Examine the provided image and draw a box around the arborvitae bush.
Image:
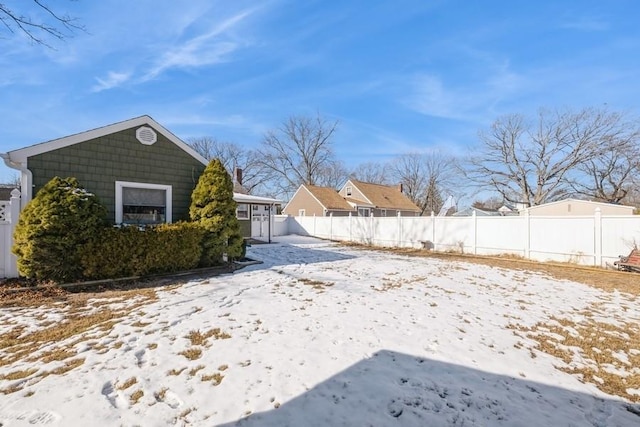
[189,159,243,265]
[13,176,108,282]
[80,223,205,279]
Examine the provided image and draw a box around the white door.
[251,214,262,237]
[251,205,270,238]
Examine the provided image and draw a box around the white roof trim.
[7,115,208,165]
[234,193,281,204]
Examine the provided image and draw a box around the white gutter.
[1,153,32,209]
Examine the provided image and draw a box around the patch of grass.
[185,330,208,346]
[32,348,77,364]
[218,364,229,371]
[201,372,224,386]
[0,368,38,380]
[117,377,138,390]
[189,365,205,377]
[0,383,24,395]
[147,343,158,350]
[208,328,231,340]
[130,320,151,328]
[514,312,640,402]
[168,367,186,376]
[179,347,203,360]
[299,278,335,290]
[154,387,168,401]
[185,328,231,347]
[130,389,144,404]
[47,358,85,376]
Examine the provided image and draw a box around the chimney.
[398,183,403,193]
[234,167,243,186]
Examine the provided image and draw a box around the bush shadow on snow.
[243,241,356,269]
[220,349,639,427]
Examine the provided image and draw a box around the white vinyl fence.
[0,190,21,278]
[275,210,640,268]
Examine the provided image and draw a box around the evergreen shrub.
[189,159,243,265]
[80,222,205,279]
[12,177,108,282]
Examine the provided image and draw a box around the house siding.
[283,188,325,216]
[27,126,205,223]
[238,219,251,237]
[339,180,368,202]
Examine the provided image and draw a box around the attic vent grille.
[136,126,157,145]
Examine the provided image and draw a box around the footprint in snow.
[101,381,127,409]
[135,350,146,368]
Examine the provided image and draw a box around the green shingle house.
[2,115,280,240]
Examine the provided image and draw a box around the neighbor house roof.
[6,115,208,165]
[305,184,353,211]
[349,179,421,212]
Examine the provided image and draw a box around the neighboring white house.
[522,199,635,216]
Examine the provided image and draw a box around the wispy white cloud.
[142,8,256,81]
[91,71,132,92]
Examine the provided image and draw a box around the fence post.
[7,189,21,277]
[397,211,402,247]
[524,209,530,259]
[370,212,374,245]
[594,208,602,267]
[329,212,333,241]
[348,212,352,242]
[472,210,477,255]
[431,211,436,251]
[313,213,316,237]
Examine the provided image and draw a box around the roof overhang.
[234,193,282,205]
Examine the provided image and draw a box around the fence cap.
[10,188,20,198]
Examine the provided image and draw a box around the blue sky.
[1,0,640,184]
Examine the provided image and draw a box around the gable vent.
[136,126,157,145]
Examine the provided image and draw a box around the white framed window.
[358,207,370,217]
[237,203,249,219]
[346,186,352,196]
[298,209,306,217]
[115,181,172,225]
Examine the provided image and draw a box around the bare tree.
[350,161,390,184]
[466,107,625,206]
[471,196,503,211]
[568,112,640,203]
[0,1,85,47]
[315,161,350,190]
[187,137,267,194]
[389,152,457,215]
[257,113,340,198]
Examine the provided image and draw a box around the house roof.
[527,198,635,212]
[6,115,208,165]
[453,207,500,217]
[305,184,353,211]
[348,179,421,212]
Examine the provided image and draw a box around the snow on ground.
[1,235,640,426]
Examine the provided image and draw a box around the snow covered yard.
[1,235,639,426]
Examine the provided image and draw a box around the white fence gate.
[279,210,640,268]
[0,190,21,278]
